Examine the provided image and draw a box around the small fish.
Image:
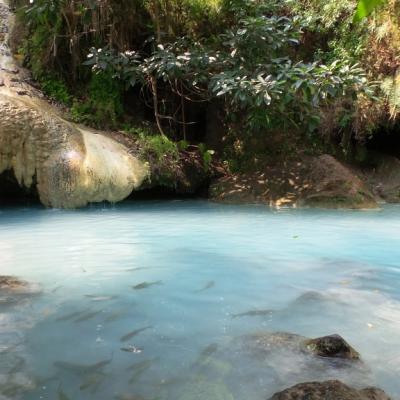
[114,394,149,400]
[132,281,162,290]
[84,295,118,302]
[200,343,218,358]
[125,267,150,272]
[192,344,219,368]
[8,356,25,375]
[52,285,63,293]
[74,310,102,323]
[57,385,71,400]
[127,358,156,372]
[120,326,152,342]
[127,359,156,384]
[56,310,89,322]
[195,281,215,293]
[120,345,143,354]
[105,311,126,323]
[1,382,27,397]
[231,309,273,318]
[54,356,113,375]
[79,372,106,392]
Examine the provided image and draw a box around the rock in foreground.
[304,334,360,360]
[268,380,391,400]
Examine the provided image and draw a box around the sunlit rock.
[209,155,378,209]
[267,380,391,400]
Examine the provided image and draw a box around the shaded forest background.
[11,0,400,172]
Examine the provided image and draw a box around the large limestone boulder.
[0,92,149,208]
[303,155,377,209]
[268,380,391,400]
[0,0,149,208]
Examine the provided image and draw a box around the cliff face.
[0,0,149,208]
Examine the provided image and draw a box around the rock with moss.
[304,334,360,360]
[302,155,378,209]
[268,380,391,400]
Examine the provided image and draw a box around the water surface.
[1,201,400,399]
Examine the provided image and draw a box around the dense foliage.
[15,0,399,169]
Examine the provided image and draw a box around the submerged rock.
[220,331,371,395]
[0,275,40,295]
[0,276,41,308]
[236,332,361,362]
[267,380,391,400]
[304,334,360,360]
[0,276,27,291]
[177,380,234,400]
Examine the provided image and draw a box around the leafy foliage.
[40,75,72,105]
[19,0,394,168]
[354,0,386,22]
[70,72,123,128]
[85,8,372,136]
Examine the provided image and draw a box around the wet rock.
[0,276,40,299]
[231,332,362,364]
[304,334,360,360]
[0,276,28,291]
[267,380,391,400]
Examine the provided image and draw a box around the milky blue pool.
[1,201,400,399]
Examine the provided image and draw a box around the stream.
[0,201,400,399]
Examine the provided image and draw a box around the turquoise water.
[1,201,400,399]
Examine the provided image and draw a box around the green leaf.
[353,0,385,22]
